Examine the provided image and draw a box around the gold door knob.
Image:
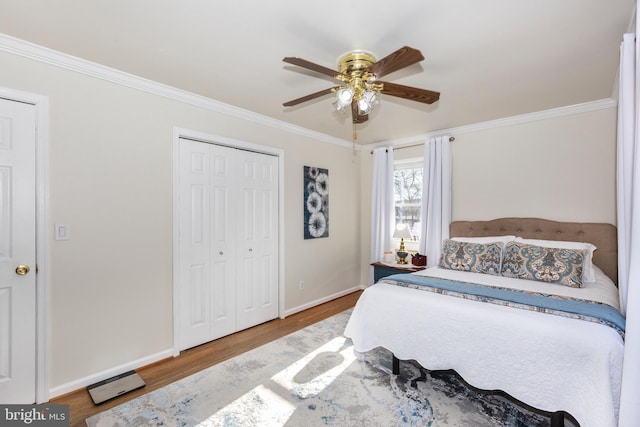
[16,265,30,276]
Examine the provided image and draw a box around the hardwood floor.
[50,290,362,426]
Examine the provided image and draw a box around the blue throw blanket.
[383,273,626,338]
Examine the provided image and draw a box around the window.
[394,159,423,241]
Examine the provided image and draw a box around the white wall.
[359,106,617,284]
[0,49,362,394]
[452,108,617,223]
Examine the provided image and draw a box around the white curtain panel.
[617,32,636,315]
[370,147,394,284]
[617,32,640,427]
[419,136,452,267]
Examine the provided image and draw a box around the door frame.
[0,87,49,403]
[172,127,285,356]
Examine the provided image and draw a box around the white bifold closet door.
[178,138,278,351]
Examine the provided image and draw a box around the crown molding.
[0,32,617,152]
[0,32,352,148]
[365,98,618,151]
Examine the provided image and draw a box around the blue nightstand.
[371,262,425,282]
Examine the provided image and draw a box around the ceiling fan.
[283,46,440,126]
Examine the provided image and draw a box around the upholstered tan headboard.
[450,217,618,284]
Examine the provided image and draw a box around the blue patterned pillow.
[501,242,585,288]
[439,240,503,275]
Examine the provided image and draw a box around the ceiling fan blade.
[283,87,339,107]
[283,57,343,79]
[368,46,425,79]
[379,81,440,104]
[351,101,368,124]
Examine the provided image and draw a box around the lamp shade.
[393,223,412,240]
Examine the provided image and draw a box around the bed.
[344,218,624,427]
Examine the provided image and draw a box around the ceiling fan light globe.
[358,98,372,114]
[364,90,379,104]
[358,90,378,113]
[336,87,354,104]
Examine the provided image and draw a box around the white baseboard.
[49,348,174,399]
[283,285,365,318]
[50,286,365,399]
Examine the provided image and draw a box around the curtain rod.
[370,136,455,154]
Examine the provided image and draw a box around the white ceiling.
[0,0,635,145]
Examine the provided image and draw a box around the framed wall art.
[303,166,329,239]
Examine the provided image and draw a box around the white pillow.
[513,237,597,283]
[452,235,516,249]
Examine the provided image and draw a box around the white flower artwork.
[304,166,329,239]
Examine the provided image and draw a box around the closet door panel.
[237,186,257,315]
[209,145,237,340]
[236,151,279,330]
[259,253,276,306]
[178,140,212,350]
[188,264,207,326]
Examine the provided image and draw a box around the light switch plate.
[55,223,70,240]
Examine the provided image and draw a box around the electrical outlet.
[299,281,304,290]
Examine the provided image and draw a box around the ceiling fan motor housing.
[337,51,376,75]
[337,51,382,103]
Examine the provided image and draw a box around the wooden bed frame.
[391,217,619,427]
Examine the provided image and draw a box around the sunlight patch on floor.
[198,336,356,425]
[272,336,356,399]
[198,384,295,426]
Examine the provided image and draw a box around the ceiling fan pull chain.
[352,122,358,149]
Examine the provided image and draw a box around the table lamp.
[393,223,413,264]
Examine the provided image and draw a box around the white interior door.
[236,150,279,330]
[0,98,37,403]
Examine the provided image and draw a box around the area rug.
[86,309,555,426]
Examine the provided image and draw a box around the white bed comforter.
[343,267,624,427]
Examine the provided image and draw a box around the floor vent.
[87,370,146,405]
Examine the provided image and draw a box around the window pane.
[394,166,423,240]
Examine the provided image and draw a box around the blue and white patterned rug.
[86,309,556,426]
